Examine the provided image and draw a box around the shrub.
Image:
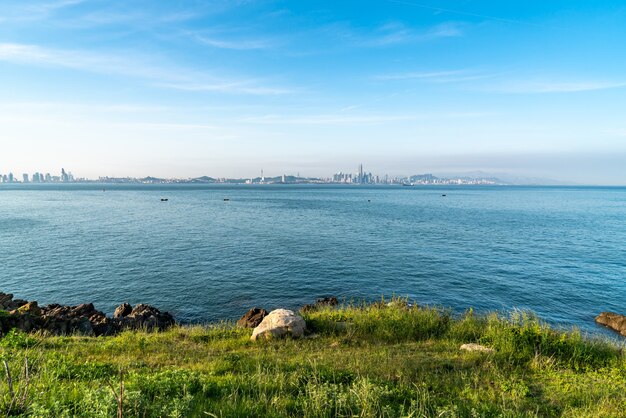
[0,329,38,349]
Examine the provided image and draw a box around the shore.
[2,295,626,417]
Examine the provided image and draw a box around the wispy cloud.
[157,82,292,95]
[239,111,489,125]
[196,35,277,50]
[0,0,84,22]
[374,70,490,83]
[0,43,290,95]
[386,0,552,29]
[490,80,626,94]
[360,22,463,47]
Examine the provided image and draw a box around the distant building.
[22,174,29,183]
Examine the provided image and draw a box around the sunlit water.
[1,184,625,336]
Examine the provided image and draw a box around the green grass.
[1,299,625,417]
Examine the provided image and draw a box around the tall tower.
[261,169,265,183]
[358,163,364,184]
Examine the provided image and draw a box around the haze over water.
[1,184,625,335]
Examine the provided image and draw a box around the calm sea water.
[1,184,625,335]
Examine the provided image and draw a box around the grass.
[1,298,625,417]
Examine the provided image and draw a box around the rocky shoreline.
[2,291,625,339]
[0,292,174,337]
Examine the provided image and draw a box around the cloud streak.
[0,43,290,95]
[489,80,626,94]
[196,35,277,50]
[374,70,491,83]
[239,111,490,125]
[354,22,463,47]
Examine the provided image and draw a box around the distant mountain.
[435,171,572,185]
[189,176,216,183]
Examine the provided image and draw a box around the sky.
[0,0,625,184]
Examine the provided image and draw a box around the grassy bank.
[1,299,625,417]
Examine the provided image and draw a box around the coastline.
[2,294,625,416]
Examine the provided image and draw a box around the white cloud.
[373,70,488,82]
[490,80,626,94]
[0,43,290,95]
[239,111,489,125]
[196,36,277,50]
[363,22,463,47]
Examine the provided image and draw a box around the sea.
[1,184,624,336]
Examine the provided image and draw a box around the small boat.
[402,183,414,187]
[441,194,447,197]
[161,198,168,202]
[223,198,230,201]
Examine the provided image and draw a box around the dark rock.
[12,301,42,317]
[114,303,132,318]
[596,312,626,337]
[117,304,175,331]
[237,308,269,328]
[316,297,339,307]
[301,296,339,313]
[1,290,176,337]
[0,293,28,311]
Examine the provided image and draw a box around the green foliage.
[304,297,451,343]
[1,301,625,417]
[0,329,38,349]
[480,311,622,370]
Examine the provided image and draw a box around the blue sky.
[1,0,625,183]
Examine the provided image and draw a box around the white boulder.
[251,309,306,341]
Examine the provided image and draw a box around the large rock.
[0,293,28,311]
[117,304,175,331]
[251,309,306,341]
[114,303,132,318]
[596,312,626,337]
[41,303,108,336]
[237,308,268,328]
[14,301,42,317]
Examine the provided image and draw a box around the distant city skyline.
[1,1,626,184]
[0,163,570,185]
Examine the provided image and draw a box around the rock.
[15,301,42,317]
[1,291,174,336]
[117,304,175,331]
[251,309,306,341]
[0,292,13,308]
[114,303,132,318]
[237,308,268,328]
[460,343,495,353]
[595,312,626,337]
[301,296,339,312]
[0,293,28,311]
[75,317,95,336]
